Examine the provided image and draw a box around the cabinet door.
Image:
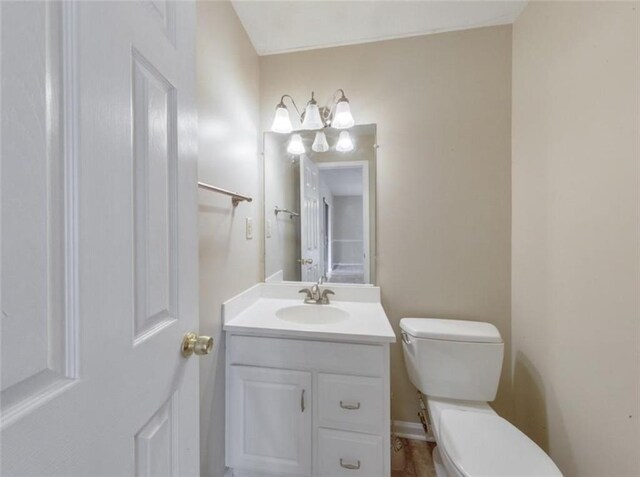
[228,365,312,476]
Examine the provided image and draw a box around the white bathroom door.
[1,2,200,476]
[299,156,321,282]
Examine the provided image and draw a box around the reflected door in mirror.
[300,156,321,281]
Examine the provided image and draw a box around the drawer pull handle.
[301,389,305,412]
[340,459,361,470]
[340,401,361,410]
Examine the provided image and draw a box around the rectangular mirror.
[264,124,377,284]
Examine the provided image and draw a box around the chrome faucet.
[299,278,335,304]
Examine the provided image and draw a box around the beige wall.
[260,26,513,422]
[512,2,639,476]
[197,2,261,477]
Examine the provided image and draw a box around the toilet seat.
[438,410,562,477]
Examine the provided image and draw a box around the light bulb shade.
[331,99,355,129]
[312,131,329,152]
[335,130,354,153]
[271,105,293,133]
[287,134,305,155]
[301,102,324,130]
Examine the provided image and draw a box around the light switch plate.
[245,217,253,240]
[266,219,272,238]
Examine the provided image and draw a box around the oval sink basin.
[276,305,349,324]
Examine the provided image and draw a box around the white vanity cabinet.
[228,366,313,476]
[225,334,391,477]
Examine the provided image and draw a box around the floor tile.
[391,437,437,477]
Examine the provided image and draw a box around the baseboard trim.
[392,420,435,442]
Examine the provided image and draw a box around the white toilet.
[400,318,563,477]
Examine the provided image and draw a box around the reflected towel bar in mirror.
[198,182,252,206]
[274,206,299,219]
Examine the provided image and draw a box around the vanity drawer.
[317,428,383,477]
[227,335,385,376]
[318,373,383,434]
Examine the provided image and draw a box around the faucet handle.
[299,288,312,297]
[320,289,335,304]
[298,288,315,303]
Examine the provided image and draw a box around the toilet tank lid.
[399,318,503,343]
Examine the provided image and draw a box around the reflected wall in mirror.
[264,125,377,285]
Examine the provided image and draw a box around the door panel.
[134,393,179,477]
[228,365,312,476]
[1,2,199,475]
[1,0,78,432]
[132,48,179,342]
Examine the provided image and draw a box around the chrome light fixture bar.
[270,89,355,133]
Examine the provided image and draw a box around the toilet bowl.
[400,318,562,477]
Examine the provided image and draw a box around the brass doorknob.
[181,332,213,357]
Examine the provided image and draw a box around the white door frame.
[316,160,370,284]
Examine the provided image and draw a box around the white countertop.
[222,283,396,344]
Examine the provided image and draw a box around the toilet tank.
[400,318,504,402]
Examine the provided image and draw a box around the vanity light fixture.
[335,130,354,152]
[287,133,305,155]
[312,131,330,153]
[270,89,355,132]
[301,93,324,130]
[329,91,355,129]
[271,103,293,133]
[271,94,300,134]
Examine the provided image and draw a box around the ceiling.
[231,1,528,56]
